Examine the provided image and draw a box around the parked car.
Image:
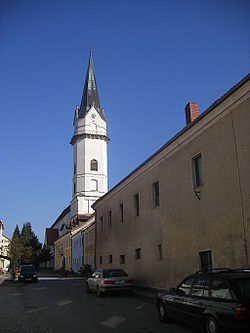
[157,269,250,333]
[86,268,134,296]
[18,264,38,283]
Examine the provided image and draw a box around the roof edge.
[93,73,250,208]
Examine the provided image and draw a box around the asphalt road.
[0,276,197,333]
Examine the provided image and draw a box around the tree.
[20,223,42,268]
[39,244,51,263]
[9,225,24,268]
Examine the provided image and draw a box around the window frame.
[90,159,98,171]
[192,153,204,189]
[135,248,141,260]
[119,203,124,223]
[134,193,140,217]
[152,180,160,207]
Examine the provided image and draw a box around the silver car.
[86,268,134,297]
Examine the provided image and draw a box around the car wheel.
[86,282,91,293]
[158,301,170,323]
[97,285,102,297]
[204,315,218,333]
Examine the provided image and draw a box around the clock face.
[91,113,96,119]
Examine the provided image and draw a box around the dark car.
[157,269,250,333]
[86,268,134,296]
[18,264,38,283]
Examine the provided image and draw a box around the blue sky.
[0,0,249,242]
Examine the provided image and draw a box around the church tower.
[70,51,109,222]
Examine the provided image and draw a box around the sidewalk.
[0,273,12,286]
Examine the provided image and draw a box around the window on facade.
[135,248,141,260]
[120,255,125,265]
[74,163,76,175]
[91,179,98,191]
[100,216,104,232]
[192,153,204,188]
[158,244,162,260]
[90,159,98,171]
[119,203,124,223]
[152,180,160,207]
[134,193,140,217]
[73,182,76,194]
[100,256,103,265]
[199,250,212,272]
[108,254,112,264]
[108,210,112,229]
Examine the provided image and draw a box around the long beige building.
[93,74,250,289]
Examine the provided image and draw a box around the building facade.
[0,221,10,272]
[54,232,71,271]
[82,216,95,270]
[71,215,95,272]
[93,75,250,289]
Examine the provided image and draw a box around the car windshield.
[235,278,250,300]
[21,266,35,273]
[103,269,128,278]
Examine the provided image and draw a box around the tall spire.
[79,51,105,120]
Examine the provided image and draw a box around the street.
[0,274,197,333]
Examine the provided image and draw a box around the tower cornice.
[70,133,110,145]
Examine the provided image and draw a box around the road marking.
[12,292,23,296]
[32,287,47,291]
[136,303,146,310]
[56,299,73,306]
[101,316,126,328]
[26,305,50,314]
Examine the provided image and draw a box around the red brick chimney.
[185,101,199,126]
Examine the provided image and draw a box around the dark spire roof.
[79,51,105,120]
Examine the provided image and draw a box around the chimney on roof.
[185,101,199,126]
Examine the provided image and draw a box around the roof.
[45,228,59,245]
[71,216,95,237]
[93,73,250,209]
[50,205,70,229]
[79,51,106,121]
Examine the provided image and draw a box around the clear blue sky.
[1,0,249,242]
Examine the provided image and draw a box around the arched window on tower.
[91,179,98,191]
[90,159,98,171]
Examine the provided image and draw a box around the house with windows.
[82,216,95,270]
[93,74,250,289]
[54,231,71,271]
[0,220,10,272]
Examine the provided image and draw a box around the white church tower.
[70,51,109,222]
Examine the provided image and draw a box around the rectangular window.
[199,250,212,271]
[108,210,112,229]
[74,163,76,175]
[135,248,141,260]
[119,203,124,223]
[192,153,204,188]
[120,255,125,265]
[134,193,140,216]
[158,244,162,260]
[108,254,112,264]
[100,216,104,232]
[100,256,103,265]
[152,180,160,207]
[73,182,76,194]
